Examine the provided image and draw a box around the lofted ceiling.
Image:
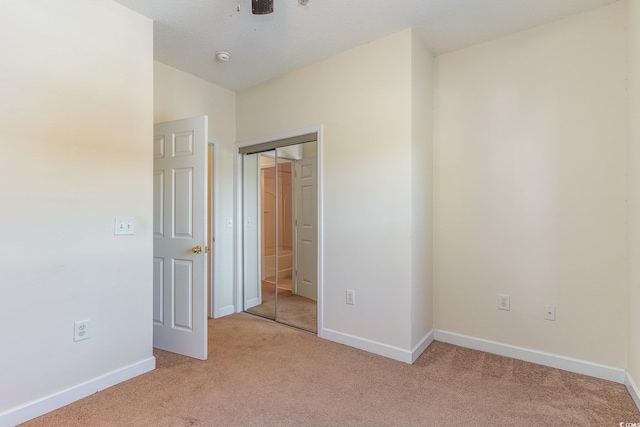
[112,0,618,92]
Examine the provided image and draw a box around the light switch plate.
[114,217,135,235]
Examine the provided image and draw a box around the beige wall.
[238,29,432,351]
[628,0,640,386]
[435,2,627,367]
[154,62,237,316]
[411,32,435,346]
[0,0,153,415]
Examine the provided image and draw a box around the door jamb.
[208,138,220,319]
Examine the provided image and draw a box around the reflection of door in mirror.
[293,144,317,302]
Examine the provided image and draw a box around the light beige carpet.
[21,314,640,426]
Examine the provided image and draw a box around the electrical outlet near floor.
[74,320,90,342]
[346,290,355,305]
[544,305,556,321]
[498,294,510,311]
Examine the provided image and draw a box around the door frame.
[208,138,220,318]
[234,125,324,336]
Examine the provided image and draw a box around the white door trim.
[208,138,224,319]
[235,125,324,335]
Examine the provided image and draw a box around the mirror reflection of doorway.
[242,138,317,333]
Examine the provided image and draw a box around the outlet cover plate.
[544,305,556,321]
[346,290,355,305]
[74,320,90,342]
[498,294,510,311]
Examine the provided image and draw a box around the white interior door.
[153,116,208,360]
[294,153,317,301]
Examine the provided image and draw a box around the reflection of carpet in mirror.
[246,280,317,333]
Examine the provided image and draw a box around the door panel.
[153,258,164,325]
[173,259,193,330]
[153,116,208,360]
[173,168,194,238]
[153,171,164,237]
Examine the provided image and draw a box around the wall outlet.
[498,294,510,311]
[346,290,355,305]
[544,304,556,321]
[74,320,90,342]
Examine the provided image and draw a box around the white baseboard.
[435,330,625,383]
[215,304,236,318]
[0,357,156,427]
[321,328,434,364]
[626,371,640,411]
[411,329,435,363]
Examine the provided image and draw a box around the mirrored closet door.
[242,138,317,333]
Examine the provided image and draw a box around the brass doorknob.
[192,245,202,254]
